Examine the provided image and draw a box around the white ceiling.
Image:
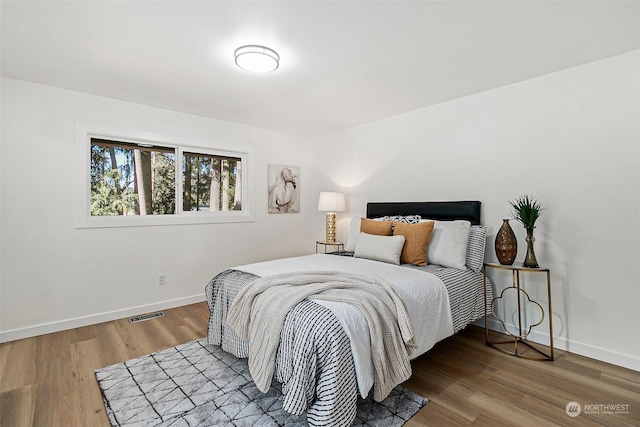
[2,1,639,137]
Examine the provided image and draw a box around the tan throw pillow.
[360,218,393,236]
[393,221,435,266]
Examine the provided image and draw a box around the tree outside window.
[90,139,241,216]
[183,152,242,212]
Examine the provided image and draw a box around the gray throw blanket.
[226,271,416,402]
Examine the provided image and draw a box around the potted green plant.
[509,194,544,267]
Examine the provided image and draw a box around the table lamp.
[317,192,345,244]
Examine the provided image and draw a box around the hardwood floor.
[405,329,639,426]
[1,302,638,426]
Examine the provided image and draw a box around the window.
[76,123,253,227]
[182,152,242,213]
[91,139,176,216]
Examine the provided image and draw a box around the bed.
[206,201,492,426]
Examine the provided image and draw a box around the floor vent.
[129,312,165,323]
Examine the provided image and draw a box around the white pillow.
[345,217,362,251]
[345,217,387,251]
[353,233,406,265]
[423,220,471,270]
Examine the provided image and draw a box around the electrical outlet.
[158,274,166,286]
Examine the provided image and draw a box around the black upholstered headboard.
[366,201,482,225]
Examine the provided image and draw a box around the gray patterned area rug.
[95,339,428,427]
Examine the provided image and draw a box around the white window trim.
[74,122,254,228]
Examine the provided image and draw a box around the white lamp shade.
[318,192,345,212]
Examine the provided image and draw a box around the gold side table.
[483,262,554,361]
[316,241,344,254]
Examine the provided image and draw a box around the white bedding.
[234,253,454,397]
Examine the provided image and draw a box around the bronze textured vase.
[495,219,517,265]
[523,227,539,268]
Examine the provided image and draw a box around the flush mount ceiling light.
[234,45,280,73]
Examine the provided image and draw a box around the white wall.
[0,78,314,341]
[312,50,640,371]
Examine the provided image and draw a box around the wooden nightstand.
[316,241,344,254]
[483,262,554,361]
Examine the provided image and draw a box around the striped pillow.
[466,225,487,273]
[382,215,422,233]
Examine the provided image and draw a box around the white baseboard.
[0,294,206,343]
[3,302,638,373]
[482,318,639,372]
